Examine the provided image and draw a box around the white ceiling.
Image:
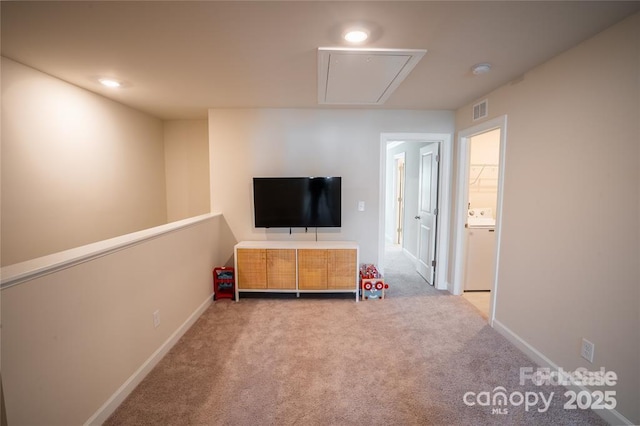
[2,1,638,120]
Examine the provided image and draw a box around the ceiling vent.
[473,99,488,121]
[318,47,426,105]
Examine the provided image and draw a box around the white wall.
[164,120,211,222]
[209,108,454,265]
[1,57,168,266]
[456,13,639,424]
[1,214,237,425]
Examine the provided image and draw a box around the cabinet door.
[328,249,357,289]
[267,249,296,289]
[237,249,267,289]
[298,249,327,289]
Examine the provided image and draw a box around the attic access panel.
[318,47,427,105]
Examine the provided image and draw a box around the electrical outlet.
[153,310,160,328]
[581,338,594,363]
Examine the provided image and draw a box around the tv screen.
[253,177,341,228]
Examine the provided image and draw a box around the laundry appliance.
[464,208,496,291]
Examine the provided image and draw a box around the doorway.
[393,153,406,246]
[452,116,507,324]
[379,133,452,291]
[462,128,500,318]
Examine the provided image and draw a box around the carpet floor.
[104,247,606,425]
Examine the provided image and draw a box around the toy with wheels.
[361,278,388,300]
[359,264,388,300]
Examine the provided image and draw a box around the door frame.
[452,115,507,324]
[393,152,406,245]
[379,133,452,291]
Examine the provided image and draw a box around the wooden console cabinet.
[234,241,359,301]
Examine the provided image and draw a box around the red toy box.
[213,267,235,300]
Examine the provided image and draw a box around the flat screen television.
[253,177,341,228]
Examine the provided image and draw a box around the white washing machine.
[464,208,496,291]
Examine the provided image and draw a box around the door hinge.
[435,154,440,163]
[431,260,436,268]
[434,207,438,215]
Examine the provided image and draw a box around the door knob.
[415,215,421,219]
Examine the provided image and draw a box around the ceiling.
[2,1,638,120]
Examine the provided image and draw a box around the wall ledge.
[1,212,220,290]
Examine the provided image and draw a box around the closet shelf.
[469,163,499,188]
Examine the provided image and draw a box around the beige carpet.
[105,248,606,425]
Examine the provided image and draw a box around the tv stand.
[234,241,359,301]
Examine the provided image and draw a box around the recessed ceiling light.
[99,78,122,88]
[471,63,492,75]
[343,29,369,43]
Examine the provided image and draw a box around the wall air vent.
[473,99,488,121]
[318,47,426,105]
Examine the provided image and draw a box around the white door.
[416,144,439,284]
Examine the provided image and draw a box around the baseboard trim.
[492,319,633,426]
[84,294,213,425]
[440,281,451,292]
[402,248,417,262]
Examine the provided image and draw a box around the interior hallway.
[385,244,490,319]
